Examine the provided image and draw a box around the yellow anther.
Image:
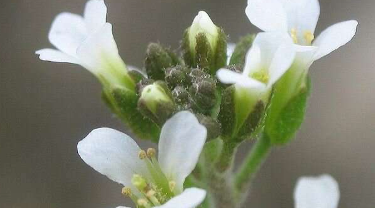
[251,70,269,84]
[138,150,147,160]
[137,198,149,206]
[291,28,298,44]
[146,190,156,197]
[121,187,132,196]
[169,181,176,191]
[147,148,156,158]
[304,30,315,45]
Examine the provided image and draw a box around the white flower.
[294,174,340,208]
[217,32,295,91]
[226,43,236,65]
[189,11,219,53]
[246,0,358,63]
[78,111,207,208]
[36,0,133,89]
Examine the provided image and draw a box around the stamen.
[169,181,176,192]
[251,70,269,84]
[138,198,152,208]
[304,31,314,45]
[138,150,147,160]
[132,174,147,191]
[146,190,161,206]
[121,187,132,197]
[147,148,156,158]
[291,28,298,44]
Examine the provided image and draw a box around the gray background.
[0,0,374,207]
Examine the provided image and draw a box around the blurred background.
[1,0,374,207]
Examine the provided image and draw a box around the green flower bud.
[229,34,255,66]
[138,81,176,125]
[172,86,191,110]
[189,77,218,113]
[144,43,179,80]
[183,11,227,74]
[165,65,191,89]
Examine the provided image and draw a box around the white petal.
[154,188,206,208]
[217,69,265,89]
[77,128,150,188]
[158,111,207,192]
[48,13,87,56]
[251,32,295,86]
[313,20,358,60]
[281,0,320,34]
[243,44,261,75]
[246,0,288,32]
[294,174,340,208]
[76,23,126,74]
[268,36,296,86]
[84,0,107,33]
[226,43,236,64]
[36,48,79,64]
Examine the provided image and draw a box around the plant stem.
[215,141,237,172]
[234,133,272,192]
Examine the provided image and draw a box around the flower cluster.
[36,0,357,207]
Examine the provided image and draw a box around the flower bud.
[172,86,191,110]
[165,65,191,89]
[138,81,176,125]
[183,11,227,74]
[189,77,218,113]
[144,43,179,80]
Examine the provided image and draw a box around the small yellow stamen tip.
[122,187,132,196]
[146,190,156,197]
[291,28,298,44]
[147,148,156,158]
[138,150,147,160]
[169,181,176,191]
[137,198,149,206]
[304,31,314,45]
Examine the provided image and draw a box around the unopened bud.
[183,11,227,74]
[138,81,176,125]
[145,43,179,80]
[190,78,217,112]
[165,65,191,88]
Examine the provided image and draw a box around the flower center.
[122,148,176,208]
[290,28,315,45]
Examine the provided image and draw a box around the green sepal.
[195,33,213,73]
[144,43,179,81]
[218,85,266,142]
[196,114,221,141]
[201,138,224,168]
[103,87,160,142]
[229,34,255,66]
[212,28,228,73]
[265,75,311,145]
